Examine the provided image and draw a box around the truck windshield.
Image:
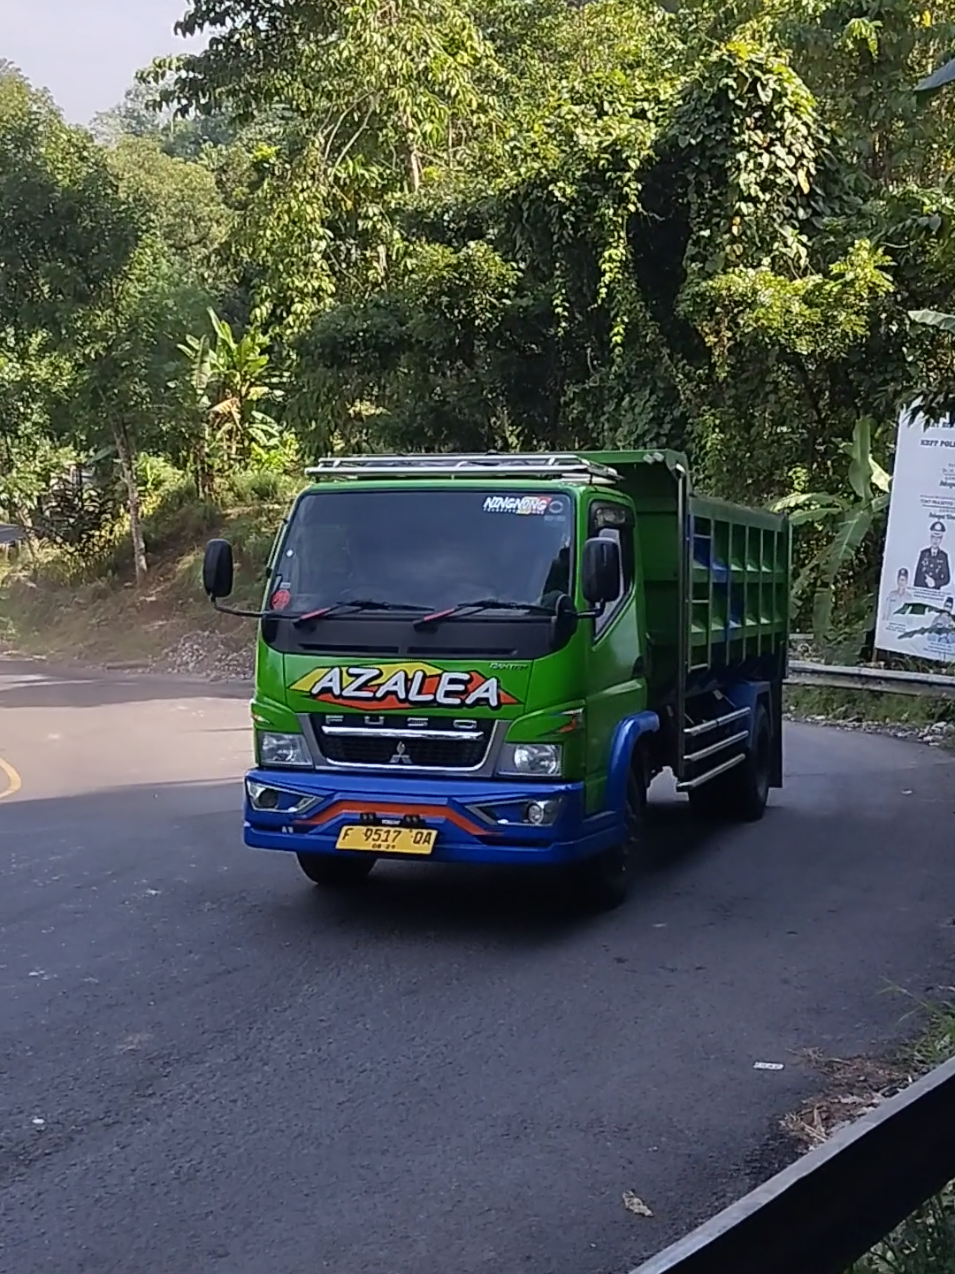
[272,488,574,615]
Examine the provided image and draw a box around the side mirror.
[203,538,234,600]
[581,536,620,606]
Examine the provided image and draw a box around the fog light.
[524,799,560,826]
[246,780,320,815]
[254,785,280,809]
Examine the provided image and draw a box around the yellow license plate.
[336,825,437,855]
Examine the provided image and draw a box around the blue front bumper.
[243,769,624,866]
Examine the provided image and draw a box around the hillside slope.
[0,487,287,679]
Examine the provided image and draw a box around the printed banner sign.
[875,406,955,661]
[289,661,520,711]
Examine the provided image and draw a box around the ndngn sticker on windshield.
[482,495,566,517]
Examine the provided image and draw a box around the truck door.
[584,500,645,813]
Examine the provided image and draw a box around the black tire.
[296,852,376,887]
[574,762,647,912]
[688,702,772,823]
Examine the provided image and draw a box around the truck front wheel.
[688,701,772,823]
[574,763,647,911]
[296,852,376,887]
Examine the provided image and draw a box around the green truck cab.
[202,450,790,909]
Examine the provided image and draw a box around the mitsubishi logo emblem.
[390,741,413,765]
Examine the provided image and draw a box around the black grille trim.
[313,715,494,771]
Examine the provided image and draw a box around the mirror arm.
[553,594,604,623]
[210,596,270,620]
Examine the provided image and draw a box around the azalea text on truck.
[202,451,791,909]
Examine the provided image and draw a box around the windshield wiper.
[293,599,430,627]
[413,598,554,629]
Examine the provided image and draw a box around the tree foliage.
[0,66,140,339]
[92,78,237,159]
[7,0,955,634]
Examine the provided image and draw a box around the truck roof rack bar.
[304,453,621,482]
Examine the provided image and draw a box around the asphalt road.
[1,658,954,1274]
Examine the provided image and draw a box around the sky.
[4,0,204,124]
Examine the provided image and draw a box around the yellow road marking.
[0,756,22,801]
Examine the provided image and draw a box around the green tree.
[107,135,232,286]
[67,246,202,584]
[289,0,686,449]
[152,0,507,331]
[781,0,955,186]
[92,78,237,159]
[0,65,153,573]
[0,65,222,583]
[70,137,232,584]
[0,334,75,536]
[0,66,140,339]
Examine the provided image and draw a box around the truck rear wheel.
[296,852,376,887]
[574,763,647,911]
[688,702,772,823]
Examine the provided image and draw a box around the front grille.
[314,714,493,770]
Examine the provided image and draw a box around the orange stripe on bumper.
[301,799,487,837]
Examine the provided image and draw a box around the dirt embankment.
[0,567,255,679]
[0,493,284,679]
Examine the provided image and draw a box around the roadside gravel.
[153,631,255,681]
[784,711,955,749]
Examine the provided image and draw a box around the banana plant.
[177,308,283,498]
[771,417,891,646]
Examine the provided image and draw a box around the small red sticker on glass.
[271,588,291,611]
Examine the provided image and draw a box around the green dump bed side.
[581,451,791,708]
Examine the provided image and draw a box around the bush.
[226,468,301,506]
[136,454,187,499]
[32,479,120,556]
[850,1191,955,1273]
[142,489,220,556]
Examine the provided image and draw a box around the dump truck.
[202,450,791,909]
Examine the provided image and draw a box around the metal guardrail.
[632,1056,955,1274]
[787,659,955,700]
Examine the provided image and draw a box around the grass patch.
[849,1194,955,1273]
[785,685,955,731]
[900,998,955,1075]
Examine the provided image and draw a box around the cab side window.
[589,502,635,637]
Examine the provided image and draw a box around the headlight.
[257,731,313,768]
[498,742,562,777]
[246,780,320,815]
